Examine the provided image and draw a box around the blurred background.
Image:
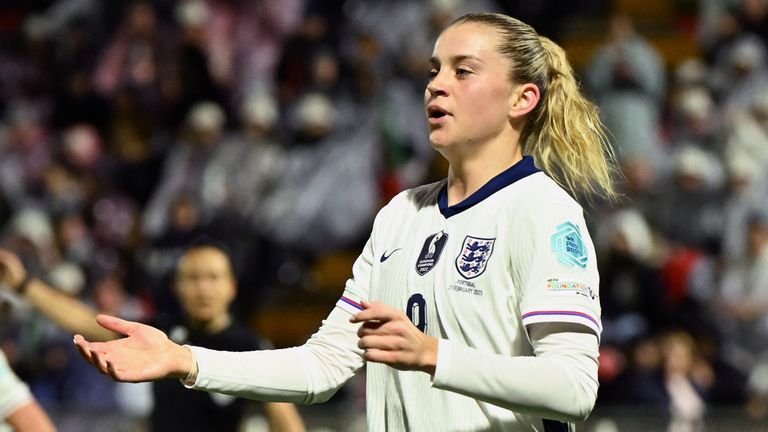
[0,0,767,430]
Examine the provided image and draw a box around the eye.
[427,68,438,81]
[456,68,471,78]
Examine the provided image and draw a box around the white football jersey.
[335,156,601,431]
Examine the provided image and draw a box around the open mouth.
[427,106,449,120]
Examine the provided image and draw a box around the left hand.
[350,301,438,375]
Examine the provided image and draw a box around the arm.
[0,250,117,342]
[431,324,598,422]
[263,402,306,432]
[5,400,57,432]
[73,308,363,404]
[0,350,56,431]
[351,303,598,422]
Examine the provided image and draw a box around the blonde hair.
[453,13,619,201]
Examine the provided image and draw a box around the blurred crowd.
[0,0,767,430]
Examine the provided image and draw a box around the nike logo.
[380,248,402,263]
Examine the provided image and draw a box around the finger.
[350,303,401,323]
[359,335,402,351]
[73,335,95,365]
[95,314,138,336]
[363,348,400,365]
[357,320,385,337]
[106,360,127,382]
[89,348,110,375]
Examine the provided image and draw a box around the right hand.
[74,314,196,383]
[0,249,27,293]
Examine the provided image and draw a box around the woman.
[74,12,617,431]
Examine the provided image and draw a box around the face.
[175,247,235,323]
[425,22,515,153]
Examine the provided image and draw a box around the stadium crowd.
[0,0,767,430]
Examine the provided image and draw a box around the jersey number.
[406,294,427,333]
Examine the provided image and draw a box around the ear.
[508,83,540,119]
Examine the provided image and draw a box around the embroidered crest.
[415,231,448,275]
[455,236,496,279]
[551,222,587,269]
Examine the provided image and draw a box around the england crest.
[455,236,496,279]
[415,231,448,276]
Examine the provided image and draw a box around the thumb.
[96,314,137,336]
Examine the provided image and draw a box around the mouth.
[427,105,450,123]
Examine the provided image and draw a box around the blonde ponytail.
[453,13,619,201]
[530,36,619,201]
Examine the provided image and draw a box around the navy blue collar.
[438,155,540,218]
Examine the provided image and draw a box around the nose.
[426,72,448,99]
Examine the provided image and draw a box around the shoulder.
[513,173,583,214]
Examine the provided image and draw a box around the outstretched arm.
[73,314,195,382]
[0,249,117,342]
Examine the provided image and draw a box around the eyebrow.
[428,54,485,67]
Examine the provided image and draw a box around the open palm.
[74,314,193,383]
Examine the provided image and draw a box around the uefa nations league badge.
[415,231,448,275]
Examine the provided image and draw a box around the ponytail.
[528,36,619,201]
[453,13,619,201]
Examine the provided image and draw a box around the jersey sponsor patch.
[415,230,448,275]
[455,236,495,279]
[546,278,598,301]
[551,222,587,269]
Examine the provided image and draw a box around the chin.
[428,131,452,149]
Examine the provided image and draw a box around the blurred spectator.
[93,1,173,114]
[598,209,667,345]
[717,210,768,368]
[586,14,667,168]
[0,105,54,207]
[724,88,768,169]
[142,101,231,239]
[712,35,768,121]
[720,145,768,265]
[654,145,725,250]
[261,92,378,253]
[668,86,721,154]
[661,331,708,432]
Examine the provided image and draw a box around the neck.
[444,135,522,206]
[188,313,231,334]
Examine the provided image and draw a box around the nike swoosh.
[380,248,402,263]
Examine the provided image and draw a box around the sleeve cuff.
[181,345,206,388]
[432,338,474,390]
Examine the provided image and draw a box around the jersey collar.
[438,155,541,218]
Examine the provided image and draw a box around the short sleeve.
[515,203,602,339]
[0,351,32,420]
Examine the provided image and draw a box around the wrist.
[420,336,438,377]
[175,345,198,384]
